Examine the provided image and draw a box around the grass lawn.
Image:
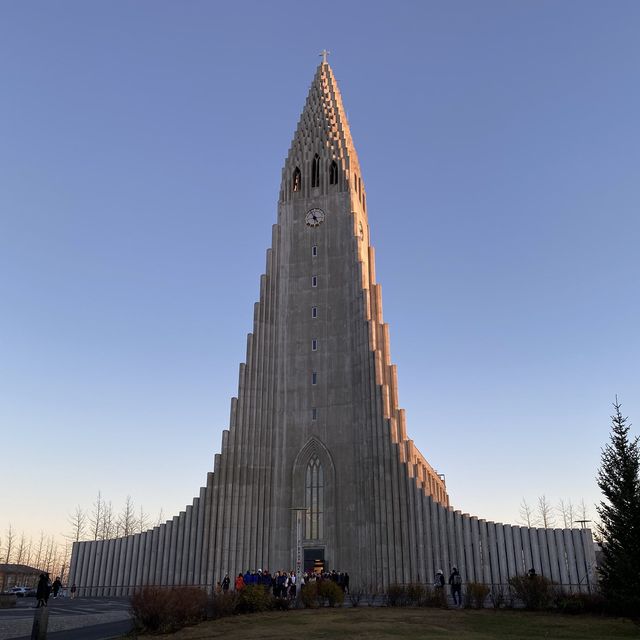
[137,607,639,639]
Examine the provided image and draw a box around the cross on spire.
[319,49,330,64]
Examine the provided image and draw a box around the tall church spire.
[280,61,365,216]
[67,60,598,600]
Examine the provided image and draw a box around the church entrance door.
[303,548,325,573]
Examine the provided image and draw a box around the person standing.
[434,569,445,589]
[235,573,245,591]
[221,574,230,592]
[36,574,49,607]
[52,577,62,599]
[70,583,77,599]
[448,567,462,607]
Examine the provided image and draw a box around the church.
[69,59,596,594]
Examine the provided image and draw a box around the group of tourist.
[217,569,350,598]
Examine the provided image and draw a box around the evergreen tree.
[596,398,640,614]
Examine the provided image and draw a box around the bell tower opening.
[292,166,301,192]
[312,153,320,188]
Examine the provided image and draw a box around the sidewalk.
[0,598,131,640]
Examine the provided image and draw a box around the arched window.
[293,167,301,192]
[311,154,320,188]
[329,161,338,185]
[305,455,324,540]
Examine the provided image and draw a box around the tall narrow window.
[311,372,317,385]
[312,306,317,318]
[305,455,324,539]
[311,275,317,287]
[312,245,318,257]
[329,160,338,185]
[311,407,317,420]
[293,167,301,192]
[311,154,320,188]
[312,338,318,351]
[354,173,358,192]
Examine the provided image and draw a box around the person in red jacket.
[235,573,245,591]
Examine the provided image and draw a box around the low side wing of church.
[68,62,596,594]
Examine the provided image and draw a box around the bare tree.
[155,508,165,527]
[117,496,136,537]
[23,537,33,567]
[101,501,115,540]
[557,498,575,528]
[536,495,556,528]
[57,541,72,582]
[33,531,45,568]
[43,536,56,573]
[519,498,534,527]
[14,533,27,565]
[3,524,14,563]
[578,498,590,522]
[137,506,150,533]
[88,491,104,541]
[67,505,86,542]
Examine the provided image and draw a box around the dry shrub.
[554,591,608,615]
[386,583,407,607]
[300,582,321,608]
[466,582,489,609]
[237,585,273,613]
[209,590,238,619]
[272,596,291,610]
[319,580,344,607]
[423,585,448,608]
[489,584,506,609]
[508,575,553,610]
[131,586,207,633]
[406,583,426,606]
[348,586,366,607]
[0,595,17,609]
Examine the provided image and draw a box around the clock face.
[305,208,325,227]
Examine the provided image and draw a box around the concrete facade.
[69,62,596,594]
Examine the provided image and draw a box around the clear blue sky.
[1,1,638,545]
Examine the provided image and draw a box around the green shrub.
[237,584,272,613]
[508,574,553,610]
[130,586,207,633]
[319,580,344,607]
[466,582,489,609]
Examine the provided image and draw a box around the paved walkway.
[0,597,132,640]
